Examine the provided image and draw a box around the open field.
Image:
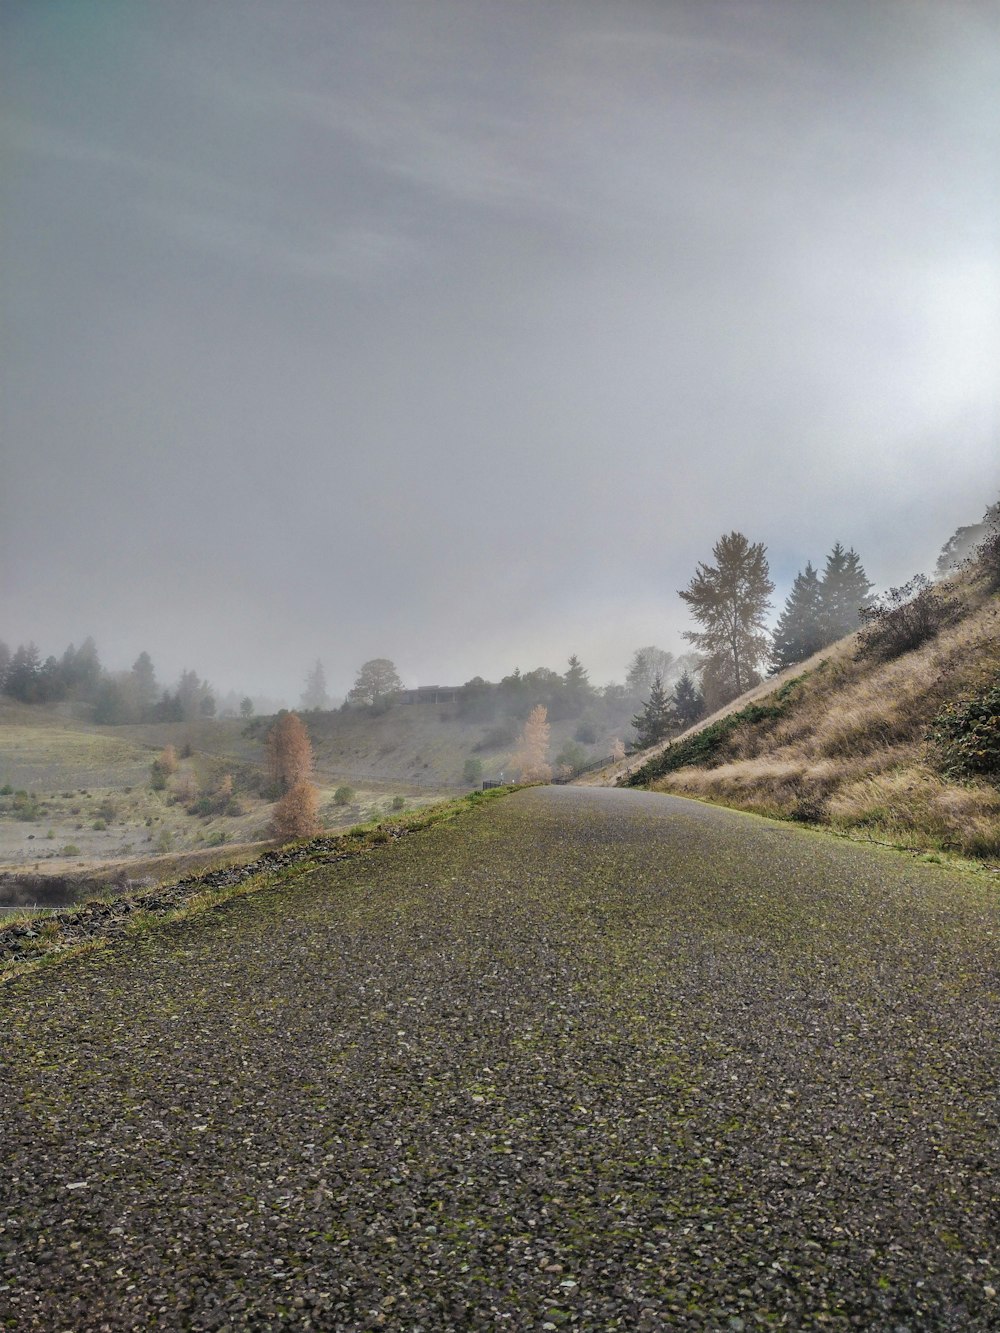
[2,786,997,1329]
[0,694,617,885]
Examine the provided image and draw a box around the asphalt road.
[2,787,998,1330]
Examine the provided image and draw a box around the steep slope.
[607,563,1000,860]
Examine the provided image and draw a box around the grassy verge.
[0,786,516,982]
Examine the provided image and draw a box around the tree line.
[630,533,875,751]
[0,637,223,724]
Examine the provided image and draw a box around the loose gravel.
[1,786,998,1330]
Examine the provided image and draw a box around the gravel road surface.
[1,787,998,1330]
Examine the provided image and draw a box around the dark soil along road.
[2,787,998,1330]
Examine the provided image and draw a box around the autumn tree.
[300,659,330,711]
[266,710,314,793]
[347,658,403,708]
[271,780,320,841]
[679,532,773,706]
[159,744,179,775]
[514,704,551,783]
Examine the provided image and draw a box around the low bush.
[333,785,355,806]
[856,576,960,663]
[627,681,803,786]
[929,683,1000,782]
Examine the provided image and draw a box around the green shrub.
[149,761,167,791]
[334,785,355,806]
[62,844,80,856]
[462,757,484,785]
[391,795,406,810]
[92,819,107,831]
[0,783,12,796]
[626,681,804,786]
[929,684,1000,781]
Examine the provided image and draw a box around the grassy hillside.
[620,561,1000,861]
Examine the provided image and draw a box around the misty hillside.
[611,553,1000,862]
[0,680,629,881]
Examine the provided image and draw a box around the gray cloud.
[2,0,998,699]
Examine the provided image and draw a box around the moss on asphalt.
[1,786,998,1330]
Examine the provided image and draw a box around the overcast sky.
[3,0,998,701]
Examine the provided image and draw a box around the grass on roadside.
[0,786,517,981]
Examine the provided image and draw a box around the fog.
[2,0,998,700]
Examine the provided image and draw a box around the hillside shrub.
[974,528,1000,592]
[463,757,483,785]
[856,576,959,663]
[625,680,804,786]
[333,785,355,806]
[391,795,406,810]
[929,683,1000,782]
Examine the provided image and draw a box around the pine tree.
[818,544,874,643]
[300,659,330,711]
[771,562,825,670]
[625,646,675,699]
[348,658,403,708]
[631,674,673,749]
[671,670,705,729]
[679,532,773,703]
[131,652,158,717]
[514,705,551,783]
[562,654,593,717]
[266,711,314,793]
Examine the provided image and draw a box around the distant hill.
[599,554,1000,862]
[0,684,629,881]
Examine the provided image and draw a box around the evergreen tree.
[561,654,592,717]
[240,696,255,719]
[348,658,403,708]
[5,643,42,702]
[818,544,874,642]
[631,674,673,749]
[300,659,330,711]
[671,670,705,729]
[679,532,773,703]
[771,562,825,671]
[625,646,675,699]
[131,652,158,717]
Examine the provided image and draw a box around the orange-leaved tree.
[515,705,551,783]
[266,710,314,793]
[271,780,320,841]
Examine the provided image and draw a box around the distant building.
[397,685,461,705]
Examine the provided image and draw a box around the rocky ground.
[1,787,998,1330]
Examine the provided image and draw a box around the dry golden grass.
[649,571,1000,860]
